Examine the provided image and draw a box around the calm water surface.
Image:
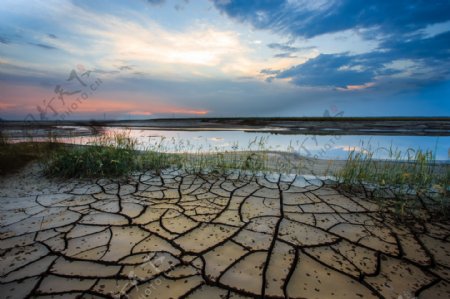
[100,127,450,161]
[8,126,450,161]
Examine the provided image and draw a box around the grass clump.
[337,143,449,219]
[44,132,138,178]
[43,133,271,178]
[177,137,269,174]
[133,137,182,174]
[0,130,9,146]
[181,151,268,175]
[0,130,64,176]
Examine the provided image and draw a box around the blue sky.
[0,0,449,120]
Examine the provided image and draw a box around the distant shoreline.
[1,117,450,136]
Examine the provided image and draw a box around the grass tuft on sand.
[43,132,138,178]
[43,132,270,177]
[3,129,449,220]
[337,143,449,219]
[0,130,63,176]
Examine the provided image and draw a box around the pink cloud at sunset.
[0,82,209,119]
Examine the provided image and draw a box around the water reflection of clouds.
[11,127,447,161]
[209,137,224,142]
[105,128,450,161]
[332,145,367,153]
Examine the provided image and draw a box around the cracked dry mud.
[1,168,449,299]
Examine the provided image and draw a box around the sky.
[0,0,449,120]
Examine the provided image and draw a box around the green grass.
[337,143,449,219]
[4,128,449,220]
[176,137,270,174]
[0,130,7,146]
[137,136,271,175]
[177,151,268,175]
[43,132,138,178]
[0,130,65,176]
[42,132,272,178]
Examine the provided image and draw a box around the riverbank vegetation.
[1,130,448,219]
[337,143,449,219]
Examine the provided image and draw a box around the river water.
[5,125,450,161]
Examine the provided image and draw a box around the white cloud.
[1,0,329,92]
[0,0,307,80]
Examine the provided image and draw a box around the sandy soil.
[0,164,449,298]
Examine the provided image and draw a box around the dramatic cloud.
[212,1,450,89]
[212,0,450,38]
[276,53,374,88]
[0,0,449,118]
[272,31,450,88]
